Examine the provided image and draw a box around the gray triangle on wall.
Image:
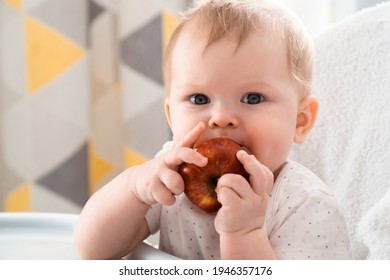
[88,0,105,25]
[37,142,89,207]
[121,14,163,86]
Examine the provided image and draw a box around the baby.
[75,0,350,259]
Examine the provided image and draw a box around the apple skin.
[178,138,250,213]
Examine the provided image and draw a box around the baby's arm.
[215,151,278,259]
[75,169,151,259]
[75,123,207,259]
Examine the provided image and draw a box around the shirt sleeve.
[145,203,162,235]
[268,190,350,260]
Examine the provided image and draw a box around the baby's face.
[165,23,303,174]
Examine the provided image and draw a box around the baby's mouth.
[194,137,251,154]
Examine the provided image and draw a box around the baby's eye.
[241,92,264,104]
[189,94,210,105]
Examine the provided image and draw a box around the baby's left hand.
[214,150,273,235]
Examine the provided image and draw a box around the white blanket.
[356,188,390,259]
[290,2,390,259]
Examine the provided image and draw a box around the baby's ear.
[294,95,319,144]
[165,97,172,128]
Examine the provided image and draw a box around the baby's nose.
[208,106,239,128]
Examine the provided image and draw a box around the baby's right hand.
[131,122,208,206]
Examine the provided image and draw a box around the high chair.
[290,2,390,259]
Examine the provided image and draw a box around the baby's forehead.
[180,18,285,55]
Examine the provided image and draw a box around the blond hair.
[163,0,313,96]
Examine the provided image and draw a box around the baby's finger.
[236,150,274,196]
[216,173,252,199]
[151,183,176,206]
[159,169,185,195]
[164,147,207,168]
[216,185,241,207]
[175,122,205,148]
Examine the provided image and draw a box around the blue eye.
[189,94,210,105]
[241,92,264,104]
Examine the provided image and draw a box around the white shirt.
[146,143,350,259]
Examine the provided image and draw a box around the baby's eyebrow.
[172,82,209,93]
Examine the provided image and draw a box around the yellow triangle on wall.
[5,183,31,212]
[162,11,179,49]
[25,16,85,94]
[124,147,147,168]
[4,0,23,10]
[88,141,115,195]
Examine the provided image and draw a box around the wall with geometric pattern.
[0,0,185,214]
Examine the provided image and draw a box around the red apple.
[178,138,250,213]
